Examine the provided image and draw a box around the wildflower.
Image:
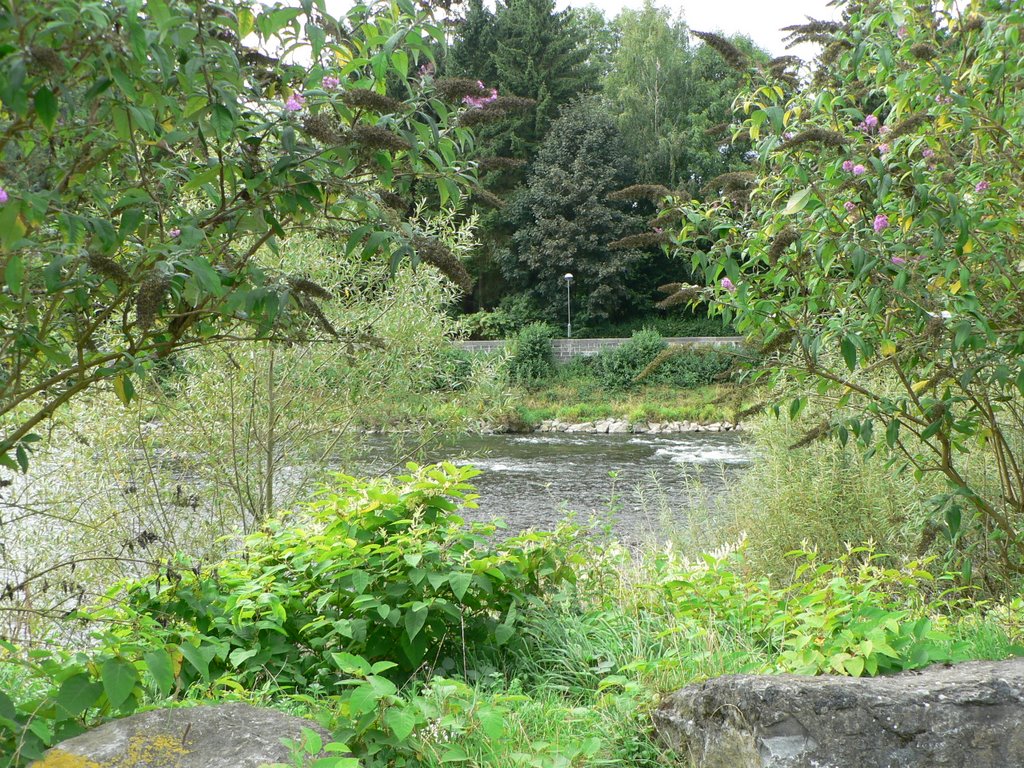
[168,228,181,238]
[975,180,990,192]
[853,164,867,175]
[863,114,879,130]
[890,256,906,264]
[844,201,857,213]
[878,143,889,154]
[880,125,891,135]
[285,92,305,112]
[897,26,908,40]
[842,160,855,172]
[418,62,435,77]
[922,148,935,158]
[720,277,736,293]
[934,94,953,105]
[874,214,890,233]
[322,75,339,90]
[0,188,8,204]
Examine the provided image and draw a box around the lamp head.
[563,273,574,283]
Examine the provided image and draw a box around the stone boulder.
[654,659,1024,768]
[33,703,334,768]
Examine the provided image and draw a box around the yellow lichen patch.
[32,733,192,768]
[110,733,191,767]
[29,749,102,768]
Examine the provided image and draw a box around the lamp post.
[563,272,574,339]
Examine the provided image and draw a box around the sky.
[558,0,841,59]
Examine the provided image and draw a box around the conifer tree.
[497,98,654,325]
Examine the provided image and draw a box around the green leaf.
[56,673,104,718]
[440,745,469,762]
[841,336,857,371]
[143,648,175,697]
[347,684,380,716]
[783,187,812,215]
[100,657,139,710]
[494,623,515,646]
[4,254,23,293]
[33,87,57,131]
[404,603,427,641]
[476,707,505,740]
[384,706,416,741]
[228,647,259,667]
[113,374,135,406]
[448,572,472,602]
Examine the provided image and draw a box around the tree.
[497,98,655,325]
[0,0,477,471]
[670,0,1024,579]
[603,2,760,188]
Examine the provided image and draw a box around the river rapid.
[358,431,752,545]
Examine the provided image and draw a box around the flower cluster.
[285,92,305,112]
[322,76,339,91]
[873,214,889,233]
[0,187,8,204]
[720,277,736,293]
[463,81,498,109]
[857,114,880,133]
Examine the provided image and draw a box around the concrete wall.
[461,336,744,362]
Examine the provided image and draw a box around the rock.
[648,422,662,434]
[608,420,630,433]
[565,422,593,433]
[33,703,334,768]
[631,423,648,433]
[654,659,1024,768]
[593,420,611,434]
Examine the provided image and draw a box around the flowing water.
[358,431,752,544]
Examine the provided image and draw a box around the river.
[358,431,752,544]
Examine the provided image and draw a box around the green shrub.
[506,322,556,385]
[424,345,475,392]
[108,464,582,692]
[655,544,976,677]
[720,415,934,579]
[635,347,734,389]
[595,329,666,390]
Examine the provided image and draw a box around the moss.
[32,734,191,768]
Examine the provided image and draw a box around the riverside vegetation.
[4,0,1024,766]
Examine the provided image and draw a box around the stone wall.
[461,336,744,362]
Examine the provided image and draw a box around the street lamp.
[563,273,574,339]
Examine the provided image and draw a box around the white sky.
[561,0,840,59]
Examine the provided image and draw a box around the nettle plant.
[669,0,1024,579]
[0,0,485,472]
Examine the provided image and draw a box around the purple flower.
[890,256,906,265]
[975,180,990,192]
[897,26,908,40]
[922,148,935,158]
[168,228,181,238]
[853,164,867,176]
[0,188,8,204]
[720,277,736,293]
[285,92,305,112]
[844,201,857,213]
[842,160,855,173]
[935,94,953,105]
[322,76,339,91]
[880,125,891,135]
[878,143,890,154]
[873,214,890,233]
[463,87,498,109]
[863,114,879,129]
[418,62,435,77]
